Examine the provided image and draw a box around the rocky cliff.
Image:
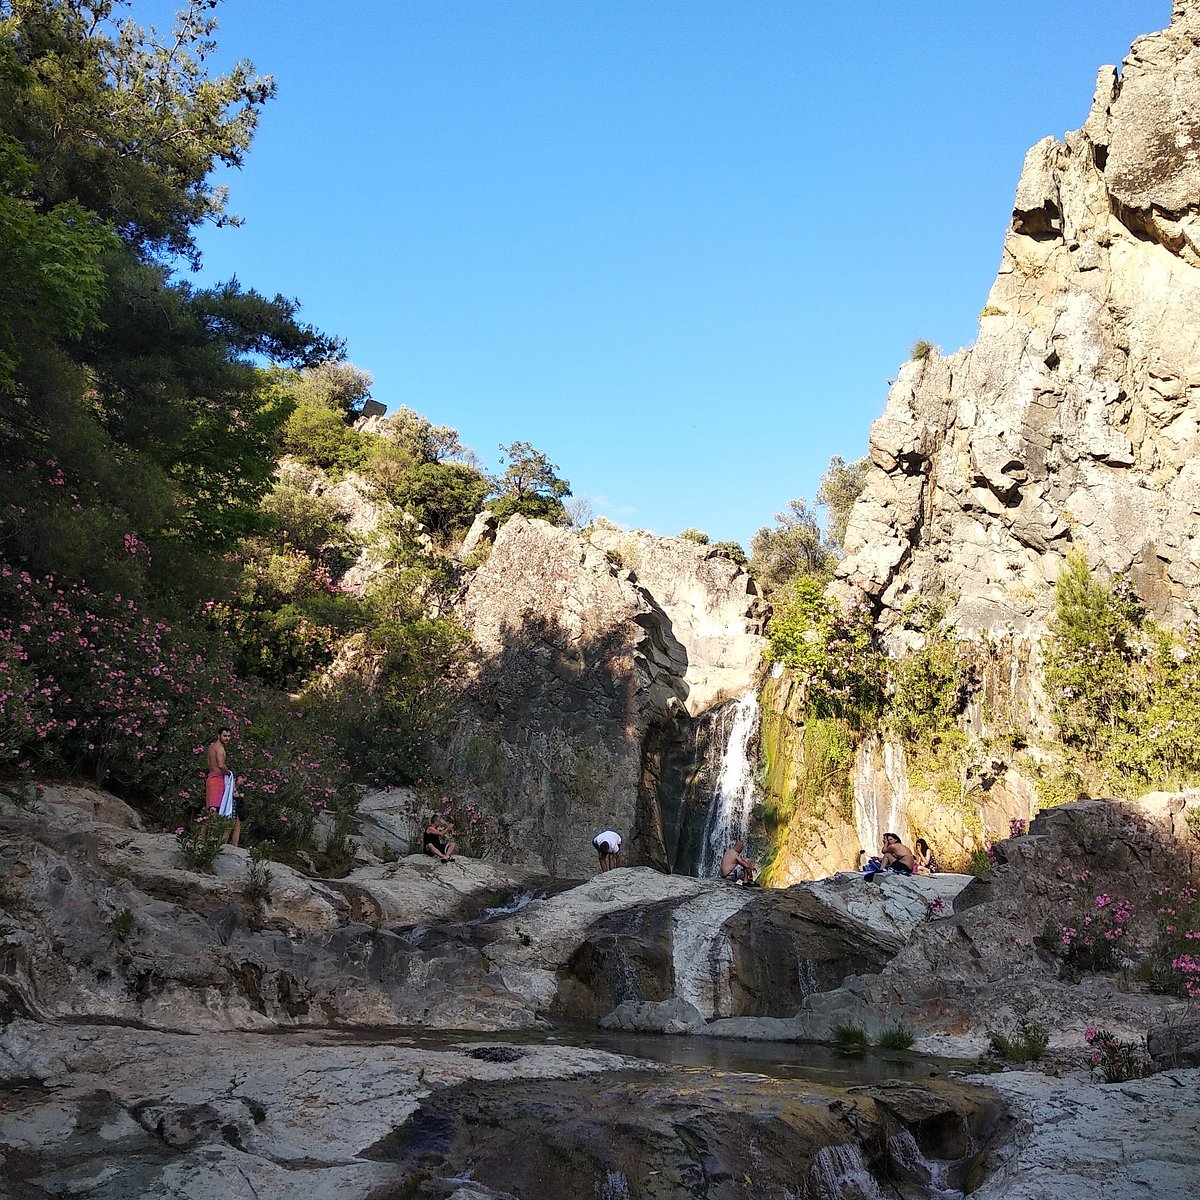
[834,2,1200,636]
[444,517,765,876]
[760,3,1200,878]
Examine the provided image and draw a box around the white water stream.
[698,691,761,877]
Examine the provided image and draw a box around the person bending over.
[593,830,622,872]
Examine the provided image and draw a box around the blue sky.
[162,0,1167,548]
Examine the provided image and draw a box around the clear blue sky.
[158,0,1167,548]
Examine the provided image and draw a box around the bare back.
[206,739,227,773]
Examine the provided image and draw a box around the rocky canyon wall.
[834,2,1200,639]
[443,517,765,877]
[768,4,1200,877]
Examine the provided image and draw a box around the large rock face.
[833,3,1200,637]
[582,525,766,715]
[445,517,765,877]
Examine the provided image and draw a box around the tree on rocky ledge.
[488,440,572,526]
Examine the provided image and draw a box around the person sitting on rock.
[914,837,939,873]
[424,814,456,863]
[719,841,756,885]
[878,832,915,875]
[592,829,622,872]
[864,833,915,880]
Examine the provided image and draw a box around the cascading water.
[697,691,761,877]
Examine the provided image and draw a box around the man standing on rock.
[205,727,236,823]
[719,841,755,885]
[593,829,622,872]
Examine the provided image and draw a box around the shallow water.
[323,1016,972,1090]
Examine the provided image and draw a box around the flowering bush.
[1084,1027,1148,1083]
[1140,885,1200,998]
[1054,888,1134,971]
[0,566,355,840]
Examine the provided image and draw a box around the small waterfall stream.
[697,691,761,877]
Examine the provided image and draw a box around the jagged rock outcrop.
[708,794,1197,1058]
[833,3,1200,637]
[445,516,765,877]
[582,525,766,715]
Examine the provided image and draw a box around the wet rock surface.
[0,1020,1003,1200]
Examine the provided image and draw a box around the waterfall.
[853,737,908,861]
[697,691,761,877]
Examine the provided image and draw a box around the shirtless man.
[205,728,233,815]
[719,841,755,885]
[878,832,915,876]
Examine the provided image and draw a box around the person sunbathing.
[863,833,915,880]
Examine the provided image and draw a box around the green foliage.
[885,633,975,744]
[273,363,371,477]
[679,528,709,544]
[109,906,134,942]
[709,540,748,566]
[1041,550,1200,794]
[815,454,869,554]
[910,339,937,361]
[832,1024,869,1056]
[750,498,833,595]
[980,305,1007,318]
[0,131,117,389]
[177,813,232,873]
[876,1024,915,1050]
[488,440,570,526]
[386,460,488,543]
[988,1018,1048,1064]
[244,849,273,905]
[1044,549,1142,749]
[766,579,884,728]
[0,0,274,259]
[1036,765,1085,810]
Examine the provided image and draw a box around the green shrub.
[765,579,884,729]
[876,1024,915,1050]
[910,339,937,361]
[109,907,134,942]
[679,528,709,544]
[988,1018,1048,1064]
[244,847,274,905]
[832,1024,870,1056]
[177,814,232,872]
[709,540,748,566]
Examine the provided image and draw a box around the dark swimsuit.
[424,831,447,854]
